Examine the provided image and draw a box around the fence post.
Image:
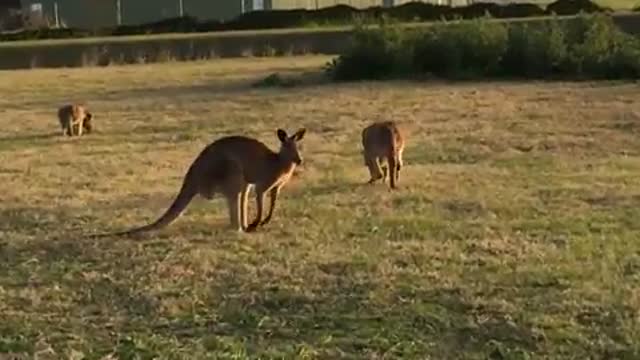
[53,2,60,28]
[116,0,122,25]
[178,0,184,17]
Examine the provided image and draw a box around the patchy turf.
[595,0,640,9]
[0,55,639,359]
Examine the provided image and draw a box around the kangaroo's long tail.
[89,175,197,238]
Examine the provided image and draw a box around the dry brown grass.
[0,55,639,358]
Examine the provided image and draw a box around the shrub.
[252,73,300,88]
[328,13,640,81]
[501,19,568,77]
[565,14,640,78]
[412,18,508,78]
[326,22,412,81]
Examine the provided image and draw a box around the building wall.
[185,0,241,21]
[21,0,117,28]
[123,0,180,25]
[1,0,22,30]
[126,0,243,22]
[1,0,21,13]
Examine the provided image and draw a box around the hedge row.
[326,13,640,81]
[1,0,611,42]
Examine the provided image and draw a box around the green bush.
[413,18,508,78]
[501,20,568,77]
[412,28,464,77]
[326,22,412,81]
[565,14,640,78]
[328,13,640,81]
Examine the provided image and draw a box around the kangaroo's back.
[58,104,84,120]
[192,135,279,184]
[362,121,404,156]
[201,136,275,163]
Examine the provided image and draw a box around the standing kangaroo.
[58,104,93,136]
[361,121,405,189]
[96,128,306,237]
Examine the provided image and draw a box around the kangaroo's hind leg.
[76,117,84,136]
[239,184,251,231]
[219,158,247,232]
[260,186,280,227]
[225,191,242,232]
[246,187,266,233]
[387,152,399,189]
[61,117,72,136]
[395,151,402,184]
[60,120,68,136]
[365,152,384,184]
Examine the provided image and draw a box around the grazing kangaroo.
[58,104,93,136]
[361,121,405,189]
[96,128,306,237]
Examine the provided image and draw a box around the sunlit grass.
[0,55,638,358]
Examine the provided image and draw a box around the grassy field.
[1,55,639,359]
[596,0,640,9]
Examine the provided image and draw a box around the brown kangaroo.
[94,128,306,237]
[361,121,405,189]
[58,104,93,136]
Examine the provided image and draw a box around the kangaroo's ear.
[293,128,306,141]
[277,129,288,142]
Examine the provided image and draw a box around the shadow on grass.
[0,132,60,143]
[0,239,165,329]
[99,69,330,105]
[0,202,537,357]
[0,132,62,151]
[0,124,193,152]
[148,267,543,357]
[0,206,96,236]
[3,200,638,357]
[0,195,179,238]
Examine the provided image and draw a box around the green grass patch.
[0,56,639,358]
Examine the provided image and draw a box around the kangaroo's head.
[277,128,306,166]
[83,112,93,133]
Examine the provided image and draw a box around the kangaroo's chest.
[273,164,296,187]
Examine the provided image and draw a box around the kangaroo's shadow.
[148,264,542,355]
[0,132,59,143]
